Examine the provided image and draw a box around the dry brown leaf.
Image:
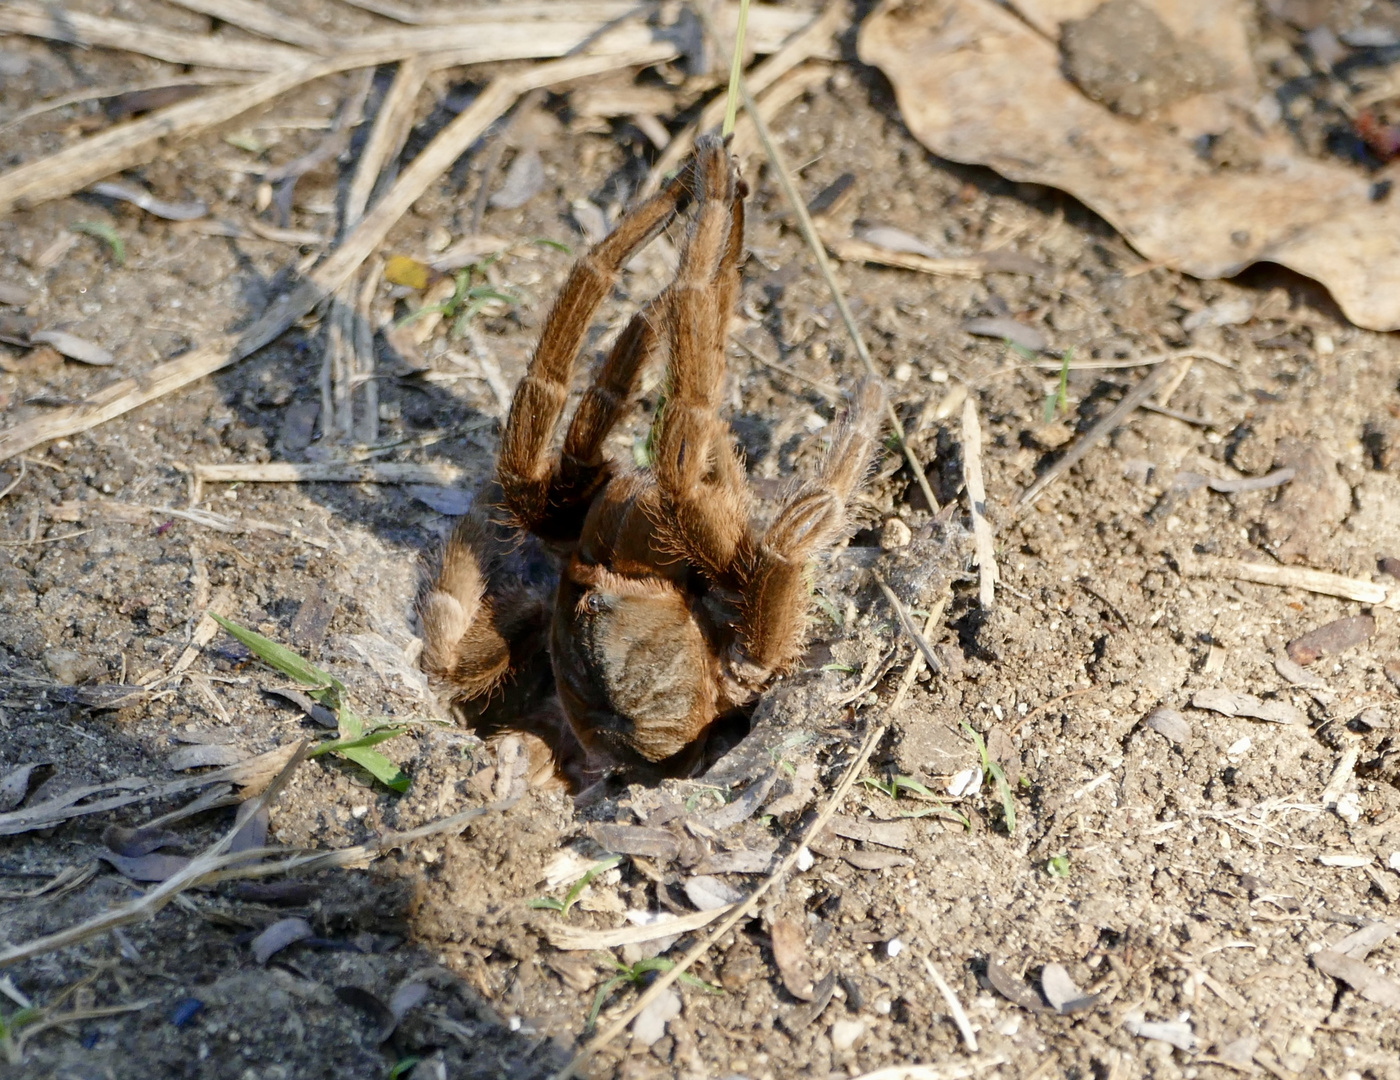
[860,0,1400,330]
[769,917,816,1000]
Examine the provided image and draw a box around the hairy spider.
[419,137,884,788]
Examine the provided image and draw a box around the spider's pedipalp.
[497,164,693,536]
[730,378,887,682]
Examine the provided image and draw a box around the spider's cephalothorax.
[419,138,884,787]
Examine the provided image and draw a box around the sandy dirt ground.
[2,2,1400,1078]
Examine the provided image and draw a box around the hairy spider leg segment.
[651,137,754,582]
[727,378,887,688]
[497,165,696,536]
[419,512,512,697]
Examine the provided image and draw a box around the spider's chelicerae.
[419,137,883,788]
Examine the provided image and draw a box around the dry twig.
[961,395,996,609]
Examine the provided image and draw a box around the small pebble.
[830,1018,865,1052]
[880,517,912,550]
[886,938,904,958]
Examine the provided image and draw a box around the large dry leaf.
[860,0,1400,330]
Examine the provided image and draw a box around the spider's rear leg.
[727,379,886,691]
[498,164,694,536]
[652,137,754,580]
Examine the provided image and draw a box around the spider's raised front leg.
[497,165,694,541]
[651,136,754,582]
[727,378,886,693]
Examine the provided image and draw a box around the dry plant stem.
[0,1,310,70]
[727,63,832,161]
[0,48,673,465]
[344,55,431,227]
[0,742,310,970]
[161,0,335,51]
[876,578,943,676]
[821,236,994,279]
[1199,558,1391,606]
[1015,357,1190,514]
[551,719,890,1080]
[889,603,945,711]
[922,955,978,1053]
[961,395,997,609]
[695,5,941,514]
[0,71,255,137]
[193,462,463,485]
[644,0,844,194]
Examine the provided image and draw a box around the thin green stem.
[720,0,751,138]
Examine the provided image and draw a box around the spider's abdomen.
[551,570,717,765]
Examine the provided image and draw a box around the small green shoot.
[532,237,573,254]
[1042,348,1073,423]
[70,221,125,266]
[859,774,937,801]
[529,855,622,915]
[1,1005,40,1065]
[813,592,844,628]
[396,253,518,336]
[1004,338,1038,361]
[211,613,409,792]
[1047,854,1071,879]
[960,721,1016,834]
[587,957,722,1030]
[720,0,752,139]
[388,1056,421,1079]
[820,662,856,674]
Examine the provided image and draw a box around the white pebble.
[886,938,904,958]
[830,1019,865,1051]
[796,846,815,872]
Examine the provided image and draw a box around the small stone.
[830,1019,865,1052]
[880,517,913,550]
[1144,707,1190,744]
[1286,615,1376,666]
[44,648,103,686]
[631,987,680,1047]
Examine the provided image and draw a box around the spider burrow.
[418,136,885,788]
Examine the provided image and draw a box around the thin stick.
[1014,357,1189,514]
[922,955,979,1053]
[961,395,997,610]
[0,71,255,137]
[0,2,311,70]
[0,458,24,500]
[720,0,752,138]
[551,718,889,1080]
[876,578,942,677]
[1195,557,1391,606]
[161,0,335,51]
[694,4,941,515]
[344,56,430,227]
[889,601,946,711]
[193,462,464,485]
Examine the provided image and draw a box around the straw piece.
[0,59,351,215]
[1198,558,1391,606]
[193,462,464,485]
[728,62,831,161]
[344,56,431,228]
[545,907,734,951]
[161,0,336,51]
[922,956,979,1053]
[823,236,993,279]
[0,72,255,137]
[0,1,311,70]
[961,396,997,609]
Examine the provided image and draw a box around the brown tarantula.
[419,137,883,788]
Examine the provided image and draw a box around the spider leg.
[651,136,753,581]
[498,165,694,536]
[729,378,886,687]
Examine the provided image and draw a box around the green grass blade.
[211,613,343,698]
[70,221,125,265]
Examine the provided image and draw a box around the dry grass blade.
[0,1,311,70]
[1196,558,1392,606]
[692,3,940,516]
[821,236,994,279]
[551,719,889,1080]
[1015,357,1189,513]
[961,396,997,609]
[0,72,254,137]
[193,462,464,485]
[921,956,978,1052]
[0,59,356,216]
[644,0,844,194]
[0,742,309,970]
[162,0,335,51]
[876,578,942,677]
[344,56,431,228]
[728,63,832,161]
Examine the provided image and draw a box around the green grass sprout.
[960,720,1016,834]
[720,0,752,139]
[530,855,623,915]
[211,613,410,792]
[1043,347,1073,423]
[70,221,125,266]
[587,957,722,1030]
